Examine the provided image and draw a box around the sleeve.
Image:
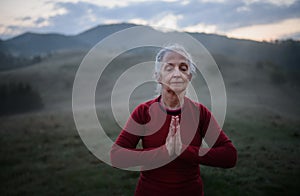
[110,104,170,169]
[179,105,237,168]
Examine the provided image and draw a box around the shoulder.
[184,97,212,121]
[134,97,159,111]
[185,97,210,112]
[130,97,159,120]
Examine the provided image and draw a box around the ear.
[187,73,192,81]
[155,72,162,83]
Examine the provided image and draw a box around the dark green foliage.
[0,82,43,116]
[0,52,42,71]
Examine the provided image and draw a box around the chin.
[169,87,186,94]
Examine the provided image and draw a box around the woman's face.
[158,51,191,94]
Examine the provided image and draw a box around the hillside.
[2,32,89,56]
[0,23,137,57]
[1,23,300,71]
[194,33,300,69]
[0,23,299,120]
[0,48,299,121]
[75,23,137,45]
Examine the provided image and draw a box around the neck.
[161,89,185,110]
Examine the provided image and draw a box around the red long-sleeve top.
[110,96,237,196]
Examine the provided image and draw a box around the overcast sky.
[0,0,299,41]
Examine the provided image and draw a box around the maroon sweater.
[111,96,237,196]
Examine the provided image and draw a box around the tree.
[0,82,43,116]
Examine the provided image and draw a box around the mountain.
[190,33,300,70]
[1,23,138,57]
[0,23,299,120]
[0,23,299,72]
[3,32,89,56]
[75,23,137,45]
[0,23,300,79]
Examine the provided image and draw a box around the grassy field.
[0,50,299,195]
[1,109,299,196]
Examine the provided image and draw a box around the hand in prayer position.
[166,115,182,157]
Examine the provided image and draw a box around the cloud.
[150,13,183,30]
[20,16,32,21]
[43,1,185,33]
[243,0,297,6]
[0,0,300,41]
[227,18,300,41]
[0,0,68,38]
[199,0,300,30]
[200,0,226,3]
[56,0,181,9]
[183,23,219,34]
[199,0,298,6]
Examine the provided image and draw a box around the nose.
[172,67,181,77]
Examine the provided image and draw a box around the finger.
[171,118,177,136]
[175,116,180,132]
[167,127,172,138]
[171,116,175,125]
[175,131,182,155]
[168,120,175,137]
[166,137,175,156]
[175,115,179,122]
[174,115,179,130]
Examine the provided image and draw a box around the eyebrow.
[165,63,175,66]
[163,62,189,71]
[179,63,188,66]
[164,61,189,65]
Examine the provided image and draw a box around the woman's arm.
[178,105,237,168]
[179,132,237,168]
[110,130,170,169]
[110,104,170,169]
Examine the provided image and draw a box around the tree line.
[0,52,42,71]
[0,82,43,116]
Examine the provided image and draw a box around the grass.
[201,114,300,196]
[0,110,299,196]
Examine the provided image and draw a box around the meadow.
[0,107,299,195]
[0,49,299,195]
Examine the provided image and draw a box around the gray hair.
[154,44,196,94]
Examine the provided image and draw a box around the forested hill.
[0,23,299,72]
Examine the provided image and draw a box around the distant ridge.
[3,32,88,56]
[0,23,299,70]
[2,23,138,56]
[75,23,137,45]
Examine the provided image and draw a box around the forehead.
[161,50,189,63]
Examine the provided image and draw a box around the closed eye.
[179,63,188,71]
[164,64,174,71]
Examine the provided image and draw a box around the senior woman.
[110,44,237,196]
